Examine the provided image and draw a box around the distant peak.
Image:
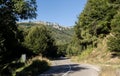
[34,21,73,30]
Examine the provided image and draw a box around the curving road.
[39,57,100,76]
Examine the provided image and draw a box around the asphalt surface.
[39,57,100,76]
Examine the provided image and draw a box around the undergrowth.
[15,56,50,76]
[16,59,49,76]
[100,66,120,76]
[71,37,120,76]
[78,48,93,61]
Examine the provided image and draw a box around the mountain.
[18,21,74,45]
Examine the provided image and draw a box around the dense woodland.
[18,22,73,45]
[67,0,120,56]
[0,0,120,75]
[0,0,38,75]
[18,22,73,57]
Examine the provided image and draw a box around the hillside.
[67,0,120,68]
[18,21,74,45]
[68,1,120,75]
[75,35,120,64]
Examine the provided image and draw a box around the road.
[39,57,100,76]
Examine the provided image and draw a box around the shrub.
[16,59,49,76]
[0,62,25,76]
[107,35,120,52]
[24,25,57,57]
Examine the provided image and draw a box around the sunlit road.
[39,57,100,76]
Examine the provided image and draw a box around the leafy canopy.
[67,0,120,56]
[24,25,57,57]
[0,0,37,64]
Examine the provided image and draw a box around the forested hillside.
[68,0,120,63]
[18,22,74,57]
[18,22,74,45]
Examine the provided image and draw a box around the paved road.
[39,57,100,76]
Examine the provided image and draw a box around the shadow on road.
[40,64,88,75]
[51,57,69,60]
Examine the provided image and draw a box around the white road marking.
[39,58,101,76]
[62,60,72,76]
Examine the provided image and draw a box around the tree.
[73,0,118,51]
[107,10,120,53]
[0,0,37,74]
[24,25,57,57]
[66,41,81,56]
[0,0,36,76]
[67,0,120,57]
[0,0,36,55]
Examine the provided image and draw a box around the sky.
[34,0,87,26]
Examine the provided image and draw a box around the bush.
[24,25,57,57]
[16,60,49,76]
[78,48,93,60]
[66,41,82,56]
[0,62,25,76]
[107,34,120,55]
[57,44,68,57]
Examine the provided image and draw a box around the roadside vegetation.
[100,65,120,76]
[15,56,50,76]
[0,0,73,75]
[18,22,74,57]
[0,0,54,76]
[67,0,120,75]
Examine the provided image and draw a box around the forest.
[0,0,73,74]
[68,0,120,57]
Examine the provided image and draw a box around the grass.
[72,37,120,64]
[14,56,50,76]
[100,65,120,76]
[71,37,120,76]
[16,60,49,76]
[79,48,93,59]
[100,66,116,76]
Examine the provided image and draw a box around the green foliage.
[0,0,37,75]
[17,60,49,76]
[57,44,68,56]
[0,0,37,56]
[71,0,120,57]
[107,11,120,53]
[111,11,120,34]
[24,25,57,57]
[0,62,25,76]
[66,37,82,56]
[39,23,74,45]
[9,0,37,19]
[74,0,113,46]
[78,48,93,60]
[107,35,120,52]
[18,22,74,45]
[18,22,74,57]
